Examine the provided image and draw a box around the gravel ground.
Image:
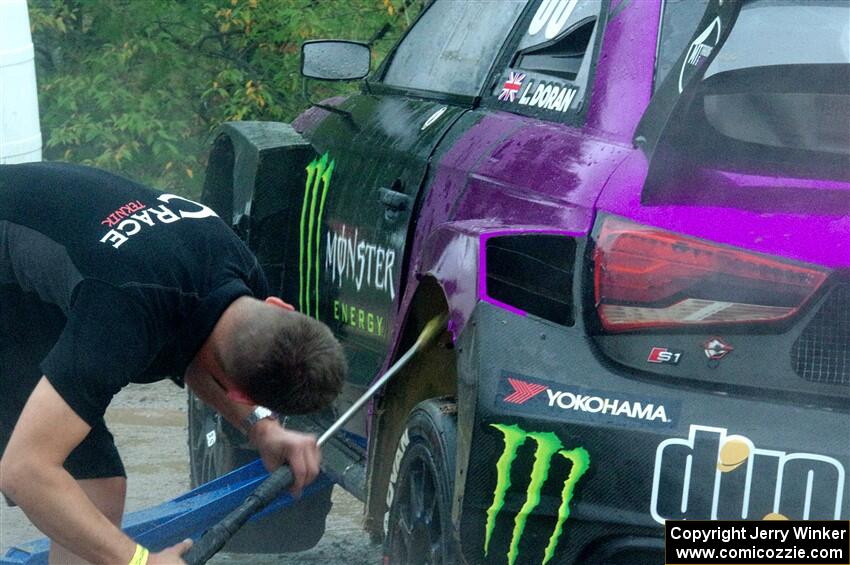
[0,380,380,564]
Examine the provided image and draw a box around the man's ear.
[265,296,295,311]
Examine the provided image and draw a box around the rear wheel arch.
[364,276,461,537]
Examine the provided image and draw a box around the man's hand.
[148,539,193,565]
[184,366,321,495]
[249,420,320,497]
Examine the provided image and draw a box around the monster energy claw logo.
[484,424,590,565]
[299,153,335,317]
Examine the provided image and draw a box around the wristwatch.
[242,406,278,433]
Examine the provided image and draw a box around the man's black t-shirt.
[0,162,269,426]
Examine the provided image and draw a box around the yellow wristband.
[128,544,149,565]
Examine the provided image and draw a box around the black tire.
[383,398,459,565]
[188,389,246,488]
[187,391,333,553]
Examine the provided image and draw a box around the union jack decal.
[498,72,526,103]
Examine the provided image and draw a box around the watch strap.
[242,405,277,432]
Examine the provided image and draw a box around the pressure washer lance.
[184,313,449,565]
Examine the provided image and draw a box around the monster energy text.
[299,152,335,317]
[333,299,385,336]
[484,424,590,565]
[324,223,396,300]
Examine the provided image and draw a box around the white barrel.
[0,0,42,164]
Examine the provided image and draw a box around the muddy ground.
[0,380,380,564]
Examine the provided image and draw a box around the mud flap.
[202,120,316,298]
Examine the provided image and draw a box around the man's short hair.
[230,310,346,414]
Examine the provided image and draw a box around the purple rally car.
[190,0,849,563]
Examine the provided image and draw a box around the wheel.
[383,398,459,565]
[187,391,333,553]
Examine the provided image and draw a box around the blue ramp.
[1,459,333,565]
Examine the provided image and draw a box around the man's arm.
[0,377,135,564]
[184,366,320,495]
[0,377,191,564]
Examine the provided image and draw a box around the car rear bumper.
[455,302,849,565]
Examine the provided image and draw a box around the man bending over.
[0,162,346,564]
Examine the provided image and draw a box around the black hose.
[183,466,294,565]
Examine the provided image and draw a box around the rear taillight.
[594,217,829,331]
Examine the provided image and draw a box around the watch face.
[243,406,276,431]
[254,406,273,419]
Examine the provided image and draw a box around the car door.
[293,1,530,406]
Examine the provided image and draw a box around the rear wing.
[633,0,741,159]
[634,0,850,213]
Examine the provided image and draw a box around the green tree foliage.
[29,0,424,197]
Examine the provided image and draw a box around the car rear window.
[706,0,849,76]
[640,0,849,212]
[701,0,850,157]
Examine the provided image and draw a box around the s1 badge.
[647,347,683,365]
